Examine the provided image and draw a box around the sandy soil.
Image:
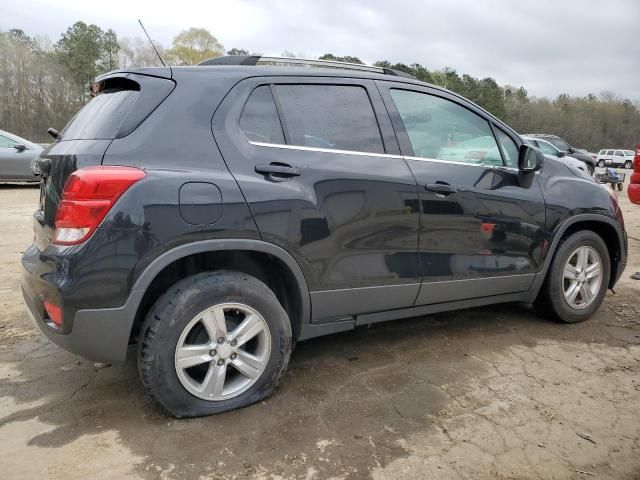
[0,174,638,480]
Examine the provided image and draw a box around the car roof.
[99,63,523,141]
[173,64,429,86]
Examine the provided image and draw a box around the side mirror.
[557,151,566,158]
[518,144,544,172]
[13,144,26,152]
[568,147,575,153]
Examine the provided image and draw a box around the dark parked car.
[22,57,627,417]
[524,133,596,174]
[522,136,589,173]
[0,129,43,182]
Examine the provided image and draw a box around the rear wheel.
[138,271,292,417]
[536,231,610,323]
[625,160,632,169]
[598,160,605,167]
[617,182,624,191]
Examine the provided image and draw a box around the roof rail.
[197,55,416,79]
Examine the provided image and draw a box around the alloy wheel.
[562,246,603,310]
[174,303,271,401]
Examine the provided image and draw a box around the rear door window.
[274,84,384,154]
[239,86,285,144]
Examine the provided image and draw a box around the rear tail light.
[44,301,62,328]
[53,166,146,245]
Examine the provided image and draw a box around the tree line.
[1,23,638,152]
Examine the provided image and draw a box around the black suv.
[22,56,627,417]
[524,134,596,174]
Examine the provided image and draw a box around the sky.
[3,0,640,99]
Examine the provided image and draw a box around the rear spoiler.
[95,66,173,83]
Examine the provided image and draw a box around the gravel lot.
[1,173,639,480]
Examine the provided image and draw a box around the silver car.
[0,129,43,182]
[522,136,590,174]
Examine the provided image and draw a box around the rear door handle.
[255,163,300,181]
[425,183,457,195]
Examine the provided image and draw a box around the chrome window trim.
[249,141,525,172]
[249,141,403,159]
[405,155,519,171]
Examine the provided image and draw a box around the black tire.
[138,271,292,418]
[535,231,610,323]
[587,164,595,176]
[617,182,623,192]
[598,160,605,167]
[625,160,632,169]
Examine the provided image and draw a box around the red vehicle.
[629,144,640,204]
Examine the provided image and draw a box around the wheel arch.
[128,239,311,347]
[531,214,626,298]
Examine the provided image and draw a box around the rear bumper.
[21,245,142,363]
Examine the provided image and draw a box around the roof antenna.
[138,19,166,67]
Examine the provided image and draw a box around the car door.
[0,134,24,180]
[605,150,614,165]
[213,77,421,322]
[378,82,546,305]
[613,150,625,167]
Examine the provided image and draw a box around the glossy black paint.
[21,65,627,362]
[213,77,420,296]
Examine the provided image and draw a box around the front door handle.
[255,163,300,182]
[426,183,457,195]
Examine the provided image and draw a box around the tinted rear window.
[274,84,384,154]
[62,87,140,140]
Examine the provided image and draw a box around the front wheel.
[535,231,610,323]
[587,164,595,176]
[138,271,292,417]
[598,160,605,167]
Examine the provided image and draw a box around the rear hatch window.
[60,74,175,141]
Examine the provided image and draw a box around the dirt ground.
[1,173,639,480]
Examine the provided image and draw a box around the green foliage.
[0,30,84,141]
[373,58,639,150]
[227,48,249,56]
[54,21,119,100]
[100,29,119,72]
[319,53,364,64]
[2,24,639,151]
[167,28,224,65]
